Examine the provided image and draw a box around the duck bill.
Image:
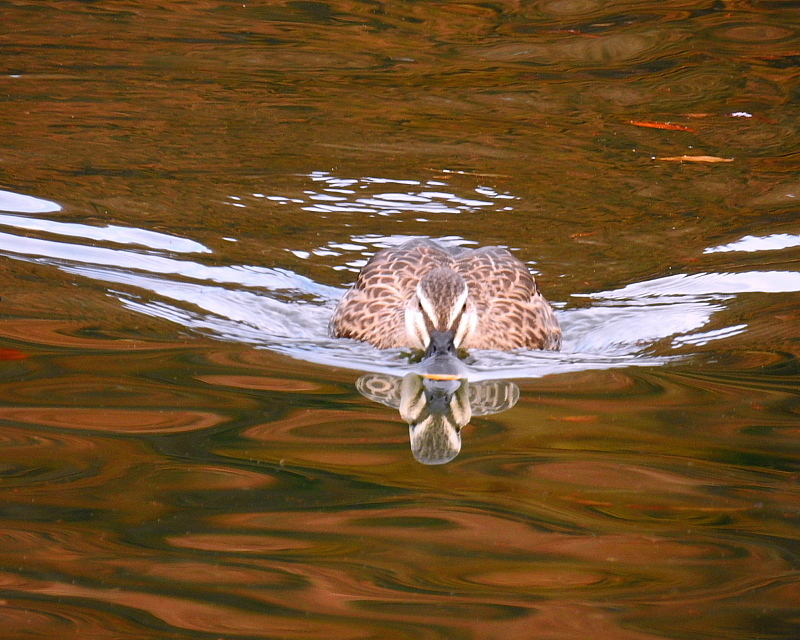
[424,329,457,358]
[419,333,467,382]
[423,372,463,381]
[419,354,467,382]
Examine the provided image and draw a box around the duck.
[330,238,561,358]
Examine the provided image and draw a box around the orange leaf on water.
[628,120,695,132]
[658,155,734,163]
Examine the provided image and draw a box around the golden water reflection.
[1,0,800,637]
[0,339,797,639]
[0,313,797,639]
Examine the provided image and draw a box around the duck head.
[399,372,471,465]
[404,268,478,357]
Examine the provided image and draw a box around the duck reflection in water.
[331,238,560,463]
[357,368,520,465]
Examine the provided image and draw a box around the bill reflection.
[356,372,519,465]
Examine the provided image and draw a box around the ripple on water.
[710,22,797,43]
[0,600,148,639]
[462,566,626,591]
[621,64,743,110]
[195,374,327,393]
[539,0,605,16]
[0,374,173,405]
[242,408,406,445]
[0,318,197,351]
[130,559,308,588]
[353,600,530,623]
[0,406,228,434]
[165,532,324,554]
[0,570,378,640]
[464,30,683,67]
[146,464,279,491]
[0,426,148,490]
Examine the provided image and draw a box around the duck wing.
[329,239,454,348]
[454,247,561,350]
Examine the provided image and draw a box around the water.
[1,1,799,638]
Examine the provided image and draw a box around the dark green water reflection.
[0,1,799,638]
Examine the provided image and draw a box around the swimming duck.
[330,238,561,356]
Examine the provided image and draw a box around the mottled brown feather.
[330,239,561,351]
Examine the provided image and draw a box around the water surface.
[1,1,799,638]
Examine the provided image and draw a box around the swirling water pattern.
[0,1,799,639]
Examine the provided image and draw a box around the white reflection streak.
[0,189,61,213]
[561,302,722,354]
[349,234,477,249]
[62,265,329,341]
[0,231,338,296]
[0,212,210,254]
[672,324,748,347]
[705,233,800,254]
[587,271,800,299]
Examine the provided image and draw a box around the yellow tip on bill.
[422,373,463,381]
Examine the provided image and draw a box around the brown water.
[1,1,800,638]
